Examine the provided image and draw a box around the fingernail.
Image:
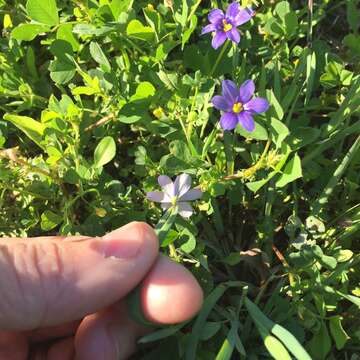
[101,223,144,259]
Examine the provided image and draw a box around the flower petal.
[244,97,269,113]
[212,95,232,111]
[226,2,240,20]
[220,112,238,130]
[237,111,255,132]
[179,189,203,202]
[147,191,167,203]
[226,28,240,43]
[234,7,254,26]
[201,23,216,35]
[212,31,227,49]
[174,173,192,198]
[158,175,175,197]
[222,80,238,103]
[208,9,224,24]
[239,79,255,103]
[178,202,194,218]
[161,203,172,211]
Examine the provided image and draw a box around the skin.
[0,222,204,360]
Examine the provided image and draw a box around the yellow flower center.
[222,19,233,32]
[170,196,178,206]
[232,102,243,113]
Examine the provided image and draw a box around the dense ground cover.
[1,0,360,358]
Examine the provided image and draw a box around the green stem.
[209,40,230,76]
[223,131,235,175]
[187,0,202,23]
[307,0,313,47]
[232,42,239,76]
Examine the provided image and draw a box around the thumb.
[0,222,158,331]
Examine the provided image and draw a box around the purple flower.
[201,2,254,49]
[212,79,269,131]
[147,174,202,218]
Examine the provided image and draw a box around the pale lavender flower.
[201,2,254,49]
[147,174,202,218]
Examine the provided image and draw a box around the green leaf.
[41,210,62,231]
[49,59,76,84]
[245,298,311,360]
[263,334,292,360]
[236,120,268,140]
[26,0,59,26]
[267,89,284,121]
[119,82,155,124]
[126,19,154,42]
[109,0,133,20]
[200,322,222,341]
[269,117,289,148]
[276,153,302,188]
[139,323,185,344]
[179,227,196,253]
[3,114,44,149]
[130,82,156,101]
[329,316,349,350]
[215,321,246,360]
[49,40,76,84]
[182,14,197,49]
[247,144,291,193]
[90,42,111,73]
[155,41,178,62]
[11,23,50,41]
[275,1,290,19]
[155,208,178,246]
[307,322,331,360]
[186,285,228,360]
[57,24,80,51]
[287,127,320,150]
[94,136,116,168]
[347,0,360,33]
[304,50,317,105]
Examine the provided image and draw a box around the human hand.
[0,222,203,360]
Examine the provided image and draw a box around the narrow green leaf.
[245,298,311,360]
[271,324,312,360]
[186,285,228,360]
[215,321,246,360]
[94,136,116,168]
[139,323,186,343]
[304,50,316,105]
[90,42,111,73]
[263,334,292,360]
[3,114,44,149]
[155,207,178,246]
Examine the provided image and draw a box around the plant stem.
[307,0,313,47]
[209,40,230,76]
[223,139,271,180]
[223,131,235,175]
